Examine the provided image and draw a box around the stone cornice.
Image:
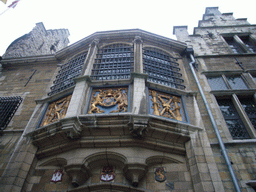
[1,54,58,67]
[56,29,187,60]
[28,114,202,159]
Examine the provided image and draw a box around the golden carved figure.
[41,95,72,126]
[88,88,128,114]
[149,90,183,121]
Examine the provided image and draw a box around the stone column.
[133,36,143,73]
[131,73,148,115]
[65,39,99,118]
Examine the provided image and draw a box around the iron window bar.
[48,52,87,96]
[0,96,23,130]
[143,48,185,90]
[91,44,134,80]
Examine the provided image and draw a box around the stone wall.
[3,22,69,58]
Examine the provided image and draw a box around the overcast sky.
[1,0,256,56]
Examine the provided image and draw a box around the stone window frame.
[205,71,256,140]
[222,34,256,54]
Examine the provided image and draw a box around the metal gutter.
[188,52,241,192]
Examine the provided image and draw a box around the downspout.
[187,51,241,192]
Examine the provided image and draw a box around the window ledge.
[211,139,256,146]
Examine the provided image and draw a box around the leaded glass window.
[0,96,22,130]
[217,99,250,139]
[224,36,245,54]
[240,36,256,53]
[91,44,134,80]
[226,75,248,90]
[239,98,256,129]
[48,52,87,96]
[207,75,248,91]
[207,76,228,90]
[143,48,185,90]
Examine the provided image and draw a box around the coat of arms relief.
[149,90,183,121]
[88,88,128,114]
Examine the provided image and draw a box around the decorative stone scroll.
[88,87,128,114]
[41,95,72,126]
[149,90,184,121]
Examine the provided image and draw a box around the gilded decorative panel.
[40,95,72,126]
[149,90,185,121]
[88,87,128,114]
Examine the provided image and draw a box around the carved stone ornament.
[51,169,64,183]
[149,90,183,121]
[100,166,115,182]
[154,167,166,182]
[41,95,72,126]
[88,88,128,114]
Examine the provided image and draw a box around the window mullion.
[233,35,250,53]
[232,94,256,138]
[222,75,232,89]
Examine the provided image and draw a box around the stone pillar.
[83,38,99,76]
[0,137,37,192]
[131,73,148,115]
[65,38,99,118]
[133,36,143,73]
[186,131,225,192]
[173,26,189,42]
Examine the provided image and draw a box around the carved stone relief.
[149,90,184,121]
[41,94,72,126]
[88,88,128,114]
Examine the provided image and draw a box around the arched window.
[143,48,185,89]
[91,44,134,80]
[48,52,87,96]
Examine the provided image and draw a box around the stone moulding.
[28,114,202,158]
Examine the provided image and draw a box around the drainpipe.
[187,51,241,192]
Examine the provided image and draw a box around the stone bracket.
[129,116,149,138]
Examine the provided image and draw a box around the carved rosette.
[88,87,128,114]
[41,95,72,126]
[149,90,184,121]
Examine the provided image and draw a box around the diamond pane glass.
[143,48,185,90]
[226,76,248,90]
[217,99,250,139]
[239,98,256,129]
[91,44,133,80]
[207,76,228,90]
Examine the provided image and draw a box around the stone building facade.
[0,7,256,192]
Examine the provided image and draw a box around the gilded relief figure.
[88,88,128,114]
[41,95,72,126]
[149,90,183,121]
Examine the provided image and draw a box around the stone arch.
[83,151,127,169]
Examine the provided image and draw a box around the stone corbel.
[123,163,147,187]
[129,116,149,138]
[64,164,90,187]
[61,117,82,139]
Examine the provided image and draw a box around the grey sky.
[1,0,255,56]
